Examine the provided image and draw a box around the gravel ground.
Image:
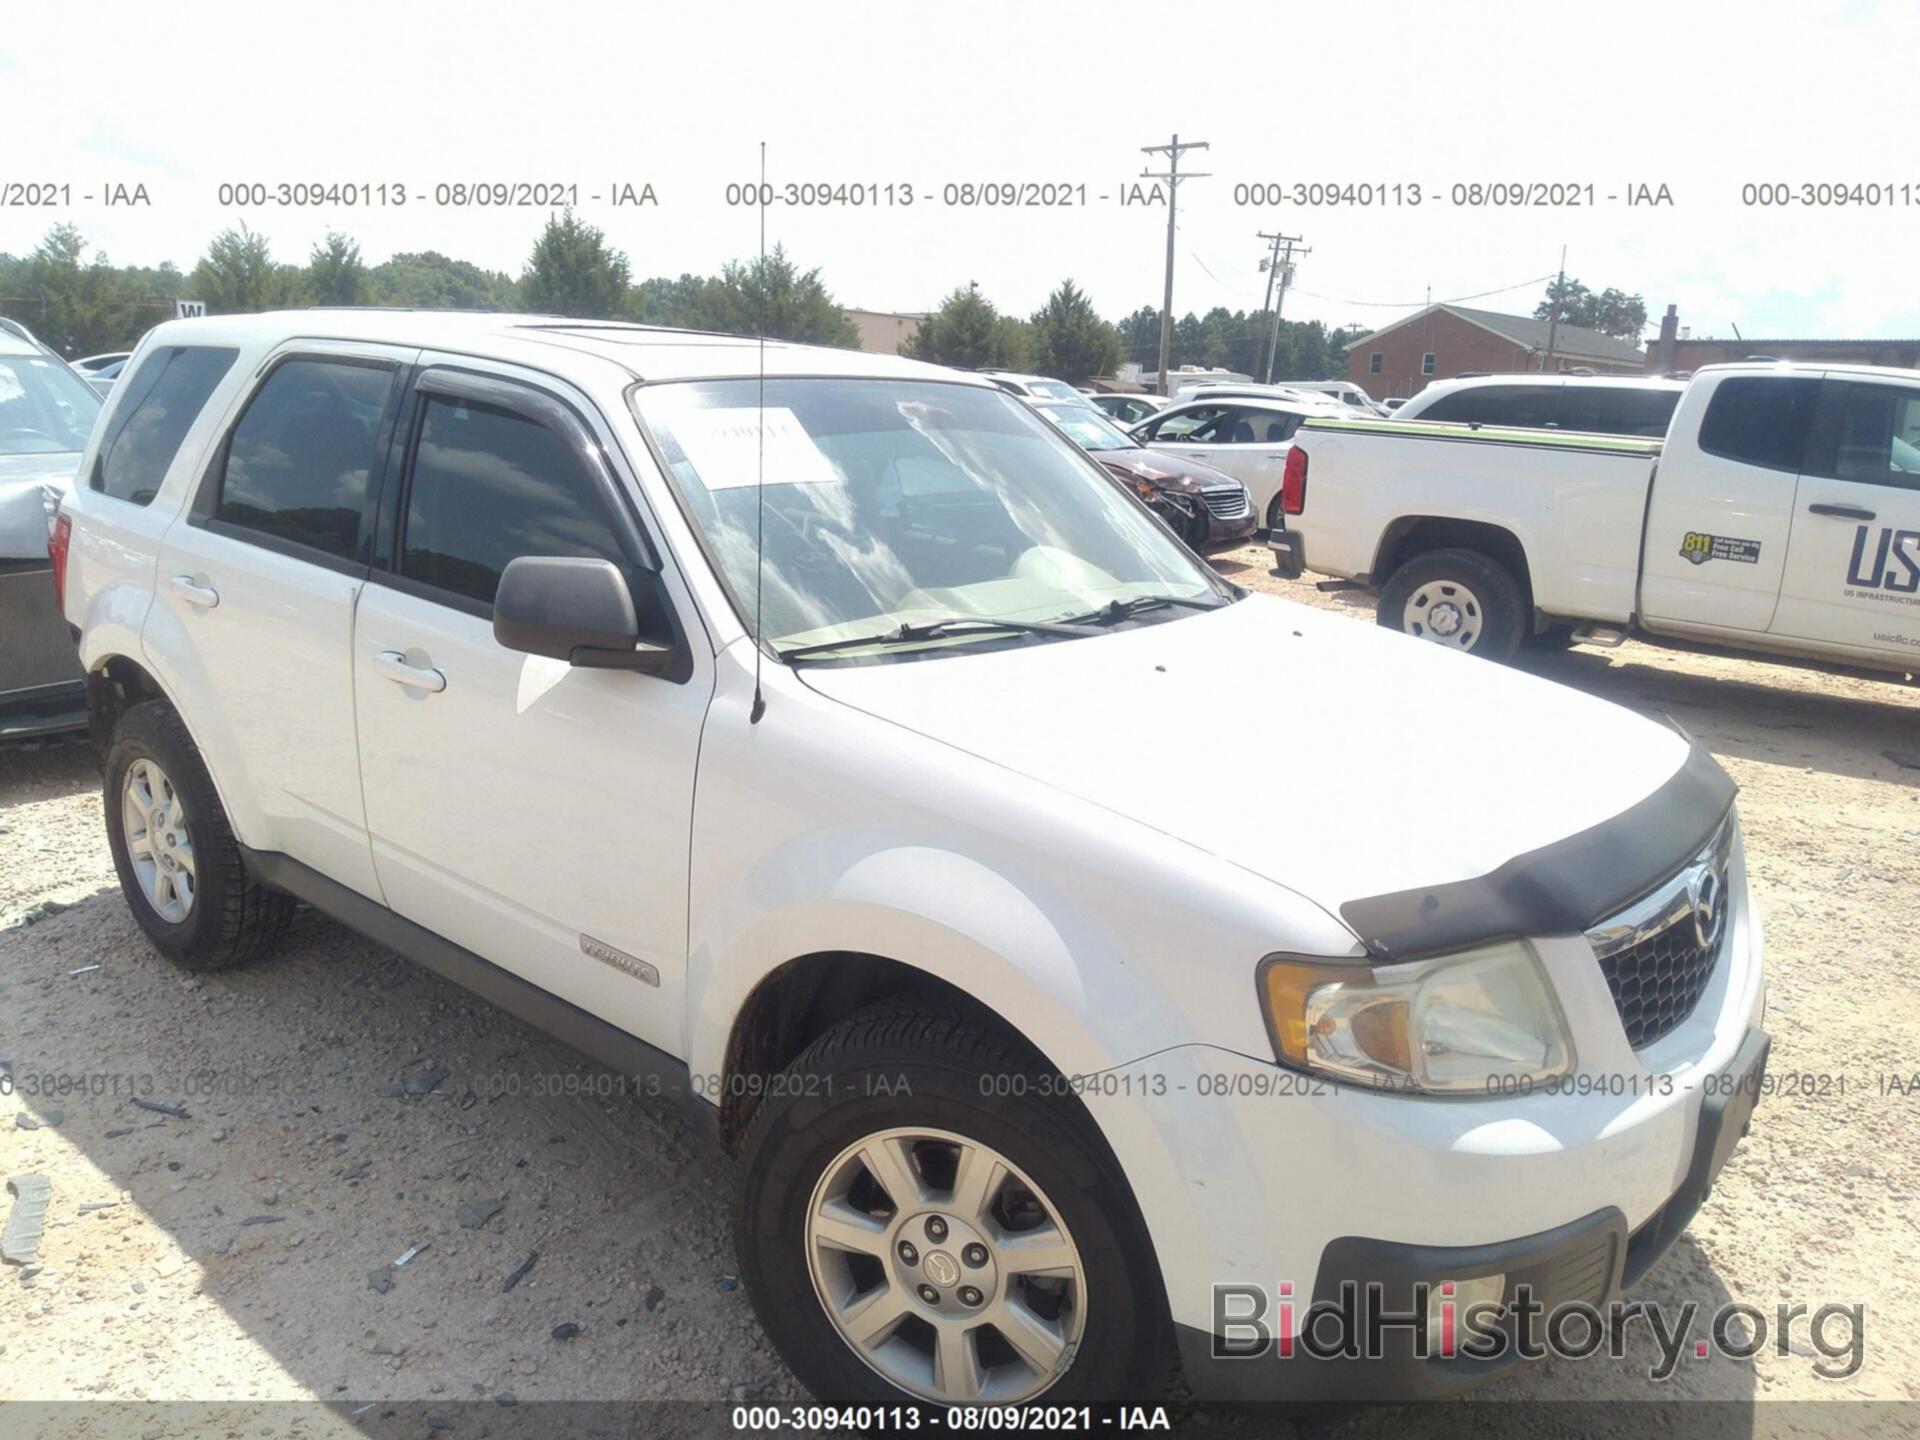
[3,551,1918,1436]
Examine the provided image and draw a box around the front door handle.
[374,650,447,693]
[1808,502,1877,521]
[168,575,220,609]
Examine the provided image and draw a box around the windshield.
[633,378,1227,658]
[1038,403,1139,452]
[0,352,102,455]
[1024,379,1084,403]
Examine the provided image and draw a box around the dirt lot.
[3,547,1919,1436]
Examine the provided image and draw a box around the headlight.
[1258,941,1573,1094]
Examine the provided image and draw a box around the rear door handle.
[1808,502,1877,521]
[168,575,220,608]
[374,650,447,693]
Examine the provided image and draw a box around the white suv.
[57,311,1767,1408]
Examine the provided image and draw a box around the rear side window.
[213,358,395,561]
[1416,384,1558,429]
[1556,385,1681,438]
[400,395,627,608]
[1697,376,1819,472]
[92,346,237,505]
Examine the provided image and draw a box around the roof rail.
[0,316,42,346]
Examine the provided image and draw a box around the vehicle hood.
[798,594,1703,948]
[1093,447,1239,492]
[0,452,81,561]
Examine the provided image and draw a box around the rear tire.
[1377,548,1525,661]
[734,999,1174,1408]
[104,701,293,971]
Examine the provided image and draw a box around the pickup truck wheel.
[104,701,293,971]
[735,1001,1172,1408]
[1378,548,1524,661]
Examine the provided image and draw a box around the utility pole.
[1542,244,1567,373]
[1258,232,1309,383]
[1141,133,1209,395]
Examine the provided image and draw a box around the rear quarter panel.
[1293,422,1657,621]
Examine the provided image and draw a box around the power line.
[1288,272,1558,309]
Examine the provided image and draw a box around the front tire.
[104,701,293,971]
[1377,548,1525,661]
[734,1000,1173,1408]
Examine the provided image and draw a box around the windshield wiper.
[779,614,1097,661]
[1055,594,1226,627]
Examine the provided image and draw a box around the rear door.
[150,342,412,897]
[1770,376,1920,660]
[1639,373,1818,634]
[351,360,710,1055]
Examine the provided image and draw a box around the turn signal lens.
[1258,942,1573,1093]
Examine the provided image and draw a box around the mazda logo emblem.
[1688,859,1726,951]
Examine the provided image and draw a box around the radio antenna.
[750,139,768,725]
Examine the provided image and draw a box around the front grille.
[1585,818,1735,1049]
[1200,486,1251,520]
[1598,923,1718,1048]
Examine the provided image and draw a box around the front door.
[351,361,712,1056]
[1771,377,1920,661]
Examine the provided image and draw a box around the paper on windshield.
[668,406,841,491]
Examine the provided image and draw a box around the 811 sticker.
[1680,531,1762,565]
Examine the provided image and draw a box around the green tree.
[625,273,707,328]
[1028,280,1120,384]
[2,225,158,355]
[519,210,630,319]
[1534,276,1647,341]
[190,224,307,314]
[367,251,517,310]
[902,283,1008,367]
[307,232,367,307]
[688,245,859,347]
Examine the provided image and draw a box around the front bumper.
[1201,508,1259,553]
[1171,1026,1770,1402]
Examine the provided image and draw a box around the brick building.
[1645,306,1920,374]
[1346,303,1646,401]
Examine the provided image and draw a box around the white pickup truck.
[1268,361,1920,673]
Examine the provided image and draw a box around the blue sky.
[2,1,1916,342]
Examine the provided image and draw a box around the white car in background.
[1132,392,1348,528]
[1087,393,1164,426]
[974,369,1087,403]
[1394,374,1687,438]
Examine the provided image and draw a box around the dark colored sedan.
[1033,402,1257,553]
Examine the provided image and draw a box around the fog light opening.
[1426,1273,1505,1356]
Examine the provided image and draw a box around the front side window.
[215,358,394,559]
[1697,376,1819,473]
[1824,383,1920,488]
[94,346,236,505]
[0,350,100,457]
[1144,404,1225,441]
[401,394,628,607]
[633,378,1225,657]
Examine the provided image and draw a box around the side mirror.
[493,556,675,674]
